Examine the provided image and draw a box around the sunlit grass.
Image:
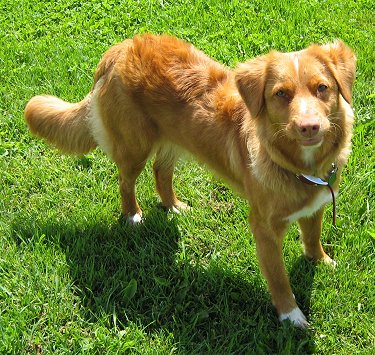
[0,0,374,353]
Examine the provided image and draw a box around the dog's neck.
[263,130,342,177]
[245,131,340,194]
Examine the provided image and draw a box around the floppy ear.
[321,41,356,104]
[235,54,270,118]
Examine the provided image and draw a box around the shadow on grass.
[11,207,317,353]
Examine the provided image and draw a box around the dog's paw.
[164,201,191,214]
[305,253,337,268]
[322,255,337,268]
[279,307,309,328]
[126,213,143,225]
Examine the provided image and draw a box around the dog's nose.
[298,119,320,137]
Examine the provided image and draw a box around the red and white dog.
[25,34,356,327]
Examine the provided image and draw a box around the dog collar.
[296,163,338,225]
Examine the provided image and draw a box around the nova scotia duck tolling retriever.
[24,34,356,327]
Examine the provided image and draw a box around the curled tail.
[24,94,97,155]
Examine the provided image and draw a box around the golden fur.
[24,34,356,326]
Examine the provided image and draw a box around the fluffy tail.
[24,94,97,154]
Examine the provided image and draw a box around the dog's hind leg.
[93,85,156,224]
[114,149,151,224]
[108,116,156,224]
[94,106,154,224]
[153,144,189,213]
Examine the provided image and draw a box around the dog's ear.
[235,54,270,118]
[319,41,356,104]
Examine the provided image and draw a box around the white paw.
[127,213,142,225]
[167,202,191,214]
[322,255,337,268]
[279,307,309,328]
[170,206,181,214]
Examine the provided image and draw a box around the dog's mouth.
[299,136,323,147]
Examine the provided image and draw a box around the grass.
[0,0,374,353]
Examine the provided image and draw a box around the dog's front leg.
[250,214,309,327]
[298,208,336,267]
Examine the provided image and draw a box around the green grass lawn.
[1,0,374,353]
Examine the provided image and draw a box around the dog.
[24,34,356,327]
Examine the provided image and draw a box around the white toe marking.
[170,206,181,214]
[127,213,142,225]
[323,255,337,268]
[279,307,309,328]
[166,203,191,214]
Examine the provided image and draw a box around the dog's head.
[235,41,356,172]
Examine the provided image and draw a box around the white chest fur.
[286,188,335,223]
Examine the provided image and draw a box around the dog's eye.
[317,84,328,93]
[276,90,287,97]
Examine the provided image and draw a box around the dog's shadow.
[12,206,316,353]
